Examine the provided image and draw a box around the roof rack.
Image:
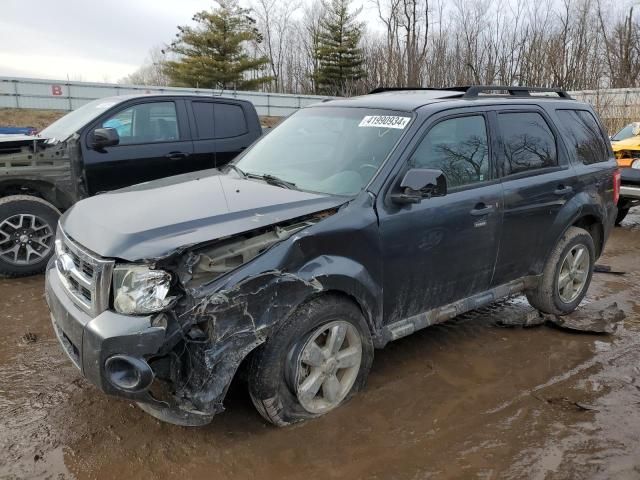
[369,85,573,100]
[369,87,469,94]
[462,85,573,99]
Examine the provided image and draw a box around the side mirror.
[91,128,119,149]
[391,168,447,204]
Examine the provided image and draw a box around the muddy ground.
[2,217,640,480]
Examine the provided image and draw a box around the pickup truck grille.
[54,226,114,316]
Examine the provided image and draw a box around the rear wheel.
[0,195,59,277]
[248,295,374,426]
[526,226,595,315]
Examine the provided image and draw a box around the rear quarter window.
[556,109,609,165]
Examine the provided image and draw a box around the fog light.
[104,355,154,392]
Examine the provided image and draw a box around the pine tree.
[314,0,365,95]
[164,0,271,90]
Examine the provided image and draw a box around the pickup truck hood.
[0,135,49,153]
[61,170,346,261]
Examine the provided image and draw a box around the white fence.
[570,88,640,124]
[2,76,640,121]
[0,76,331,117]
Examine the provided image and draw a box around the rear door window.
[556,109,609,165]
[192,102,215,140]
[192,102,248,139]
[215,103,247,138]
[497,112,557,176]
[409,115,490,188]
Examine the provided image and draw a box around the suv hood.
[61,170,346,261]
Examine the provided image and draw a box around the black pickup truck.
[0,94,262,276]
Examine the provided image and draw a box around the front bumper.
[45,258,229,425]
[45,259,166,402]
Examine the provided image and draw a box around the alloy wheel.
[0,214,54,265]
[557,244,590,303]
[294,320,363,414]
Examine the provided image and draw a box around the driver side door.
[377,110,503,325]
[82,100,193,194]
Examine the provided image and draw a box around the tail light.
[613,169,621,205]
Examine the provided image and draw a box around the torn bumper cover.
[44,256,321,426]
[45,260,220,425]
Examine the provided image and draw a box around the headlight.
[112,265,175,315]
[632,159,640,169]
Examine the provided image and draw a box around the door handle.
[554,185,573,195]
[165,152,189,160]
[470,203,495,216]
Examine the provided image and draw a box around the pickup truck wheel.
[248,295,374,426]
[526,226,595,315]
[0,195,60,277]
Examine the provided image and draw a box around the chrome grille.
[55,226,114,316]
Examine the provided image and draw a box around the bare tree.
[252,0,301,92]
[119,47,171,86]
[598,1,640,88]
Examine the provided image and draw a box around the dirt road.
[2,218,640,479]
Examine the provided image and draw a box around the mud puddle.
[1,219,640,479]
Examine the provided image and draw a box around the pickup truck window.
[215,103,247,138]
[192,102,247,139]
[102,102,179,145]
[192,102,215,139]
[556,109,608,165]
[497,112,557,176]
[409,115,489,188]
[235,107,411,195]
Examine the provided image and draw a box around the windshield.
[612,122,640,141]
[235,107,413,195]
[39,98,123,142]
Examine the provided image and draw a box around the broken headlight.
[112,265,175,315]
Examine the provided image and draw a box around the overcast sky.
[0,0,214,82]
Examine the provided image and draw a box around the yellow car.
[612,122,640,167]
[611,122,640,223]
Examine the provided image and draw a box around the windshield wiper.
[245,172,298,190]
[226,164,246,177]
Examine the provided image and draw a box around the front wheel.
[526,226,595,315]
[0,195,60,277]
[248,295,374,426]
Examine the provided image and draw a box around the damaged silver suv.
[45,86,619,426]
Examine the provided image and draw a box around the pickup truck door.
[189,100,258,169]
[377,110,503,325]
[82,99,194,194]
[490,108,578,286]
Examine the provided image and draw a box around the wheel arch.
[0,178,74,211]
[533,194,607,275]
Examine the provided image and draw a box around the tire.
[526,226,595,316]
[615,207,630,226]
[0,195,60,277]
[248,294,374,427]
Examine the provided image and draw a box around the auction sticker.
[359,115,411,129]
